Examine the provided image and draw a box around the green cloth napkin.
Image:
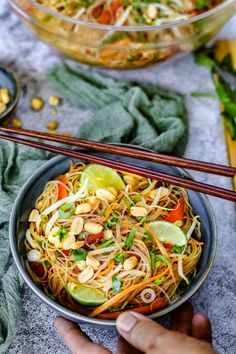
[0,141,51,353]
[48,64,188,156]
[0,65,189,353]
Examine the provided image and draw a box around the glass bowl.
[9,0,236,69]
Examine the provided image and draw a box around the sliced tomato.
[97,9,111,24]
[58,177,68,201]
[166,198,185,223]
[86,232,104,245]
[62,249,71,256]
[164,243,174,249]
[110,0,122,12]
[30,263,45,277]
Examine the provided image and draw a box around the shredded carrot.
[144,223,176,285]
[100,261,114,276]
[89,268,169,317]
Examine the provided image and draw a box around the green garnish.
[114,252,129,263]
[41,214,48,224]
[155,260,161,269]
[56,227,68,242]
[157,254,171,264]
[136,216,147,224]
[72,248,87,261]
[191,92,217,99]
[195,46,236,140]
[170,245,185,254]
[104,217,118,228]
[125,230,135,249]
[145,231,154,244]
[121,300,129,310]
[177,273,194,295]
[154,276,165,286]
[149,250,156,270]
[196,0,214,10]
[99,239,115,248]
[44,261,51,269]
[113,210,121,216]
[101,208,106,216]
[58,202,76,219]
[112,276,122,293]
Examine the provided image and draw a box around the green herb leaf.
[58,202,75,219]
[150,250,156,270]
[112,276,121,293]
[157,254,171,264]
[170,245,185,254]
[57,227,68,242]
[177,273,194,295]
[104,217,118,228]
[72,248,87,261]
[99,239,115,248]
[125,230,135,249]
[114,251,129,263]
[136,216,147,224]
[44,261,51,269]
[155,260,161,269]
[191,92,217,99]
[145,231,154,244]
[121,300,129,310]
[154,276,165,286]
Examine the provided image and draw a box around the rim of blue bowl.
[0,64,20,121]
[9,154,217,326]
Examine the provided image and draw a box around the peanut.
[130,206,147,217]
[84,222,103,234]
[75,203,92,215]
[123,256,138,271]
[71,217,84,234]
[96,189,115,202]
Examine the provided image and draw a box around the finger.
[171,302,194,335]
[116,336,143,354]
[192,313,212,344]
[116,311,170,353]
[54,317,111,354]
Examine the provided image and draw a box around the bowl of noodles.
[9,151,217,325]
[8,0,236,69]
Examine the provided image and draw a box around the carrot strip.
[125,216,129,231]
[189,239,204,246]
[166,198,185,223]
[144,223,176,285]
[89,268,169,317]
[97,298,165,319]
[100,261,114,276]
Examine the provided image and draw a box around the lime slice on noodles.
[148,221,187,247]
[80,164,125,192]
[67,282,107,306]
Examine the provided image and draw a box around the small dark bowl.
[9,152,217,327]
[0,65,20,122]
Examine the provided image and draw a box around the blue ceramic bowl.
[0,65,20,122]
[9,152,217,326]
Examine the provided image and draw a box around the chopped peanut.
[49,95,60,106]
[31,97,44,111]
[12,117,22,128]
[46,120,59,130]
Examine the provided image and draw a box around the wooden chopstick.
[0,133,235,202]
[0,126,235,178]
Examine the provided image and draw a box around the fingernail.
[116,312,138,332]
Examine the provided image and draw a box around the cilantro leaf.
[125,230,135,249]
[112,276,121,293]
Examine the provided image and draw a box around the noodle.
[25,162,203,317]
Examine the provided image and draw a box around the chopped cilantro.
[157,254,171,264]
[170,245,185,254]
[154,276,165,286]
[72,248,87,261]
[125,230,135,249]
[114,251,129,263]
[57,227,68,242]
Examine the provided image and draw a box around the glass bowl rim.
[11,0,235,32]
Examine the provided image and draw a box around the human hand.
[55,303,217,354]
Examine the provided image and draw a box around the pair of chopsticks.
[0,126,235,202]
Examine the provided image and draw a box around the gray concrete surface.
[0,1,236,353]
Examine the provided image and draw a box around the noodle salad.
[35,0,221,26]
[25,162,203,318]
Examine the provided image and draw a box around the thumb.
[116,311,215,354]
[116,311,169,353]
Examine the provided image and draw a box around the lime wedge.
[67,282,107,306]
[80,164,125,192]
[148,221,187,246]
